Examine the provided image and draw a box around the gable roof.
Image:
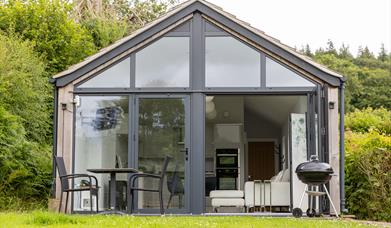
[52,0,344,87]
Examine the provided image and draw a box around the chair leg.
[159,189,164,214]
[167,194,173,209]
[90,190,93,214]
[59,192,63,213]
[65,192,69,214]
[96,192,99,213]
[130,189,134,214]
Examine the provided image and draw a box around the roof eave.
[53,0,344,87]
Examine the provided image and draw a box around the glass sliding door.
[135,96,189,213]
[74,96,129,212]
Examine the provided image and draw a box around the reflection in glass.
[78,58,131,88]
[74,96,129,211]
[291,113,309,209]
[205,37,261,87]
[138,98,186,210]
[135,37,190,87]
[266,57,315,87]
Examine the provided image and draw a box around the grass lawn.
[0,212,379,228]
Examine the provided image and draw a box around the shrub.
[0,34,51,210]
[345,130,391,221]
[345,108,391,135]
[0,106,52,209]
[0,0,96,74]
[0,33,51,145]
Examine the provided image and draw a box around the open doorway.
[204,95,308,213]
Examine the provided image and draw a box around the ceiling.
[244,96,305,126]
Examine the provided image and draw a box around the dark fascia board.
[54,3,198,87]
[194,2,343,86]
[54,1,343,87]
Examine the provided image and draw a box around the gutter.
[339,79,347,213]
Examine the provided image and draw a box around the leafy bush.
[345,108,391,135]
[0,106,52,208]
[0,34,51,210]
[345,109,391,221]
[0,0,96,74]
[0,33,51,144]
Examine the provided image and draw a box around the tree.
[0,0,96,74]
[0,34,51,144]
[313,41,391,111]
[326,39,337,55]
[378,43,390,62]
[0,34,51,209]
[338,43,353,60]
[73,0,177,49]
[300,44,313,57]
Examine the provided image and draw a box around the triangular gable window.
[135,37,190,88]
[205,36,261,87]
[78,57,131,88]
[266,57,315,87]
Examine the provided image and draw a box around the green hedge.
[345,108,391,221]
[0,34,52,210]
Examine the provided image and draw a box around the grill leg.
[298,185,307,209]
[309,190,313,212]
[65,192,69,213]
[323,184,339,218]
[59,192,63,213]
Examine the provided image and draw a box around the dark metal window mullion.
[260,52,266,88]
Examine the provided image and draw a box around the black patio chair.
[55,156,99,213]
[128,156,171,214]
[166,163,184,209]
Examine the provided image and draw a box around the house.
[50,0,346,215]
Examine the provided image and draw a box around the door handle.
[180,148,189,161]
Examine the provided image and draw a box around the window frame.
[265,55,317,88]
[134,36,192,90]
[73,17,321,94]
[204,35,262,89]
[75,55,133,91]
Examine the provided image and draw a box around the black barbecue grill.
[292,155,339,218]
[296,157,333,185]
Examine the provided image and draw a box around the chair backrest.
[244,181,262,207]
[160,156,171,176]
[167,164,184,194]
[54,156,69,190]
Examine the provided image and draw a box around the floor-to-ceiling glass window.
[74,96,129,212]
[136,97,188,211]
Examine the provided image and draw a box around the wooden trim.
[327,87,340,214]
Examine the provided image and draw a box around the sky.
[188,0,391,56]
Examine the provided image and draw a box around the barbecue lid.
[295,155,333,174]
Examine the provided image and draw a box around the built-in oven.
[216,149,239,190]
[216,149,238,168]
[216,169,238,190]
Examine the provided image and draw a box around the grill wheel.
[306,208,316,217]
[292,208,303,218]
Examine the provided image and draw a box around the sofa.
[209,190,245,212]
[244,169,290,211]
[209,169,290,212]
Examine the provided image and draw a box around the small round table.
[87,168,138,214]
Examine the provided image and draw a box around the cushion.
[281,169,290,182]
[211,198,245,207]
[244,181,262,207]
[271,170,283,182]
[209,190,244,198]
